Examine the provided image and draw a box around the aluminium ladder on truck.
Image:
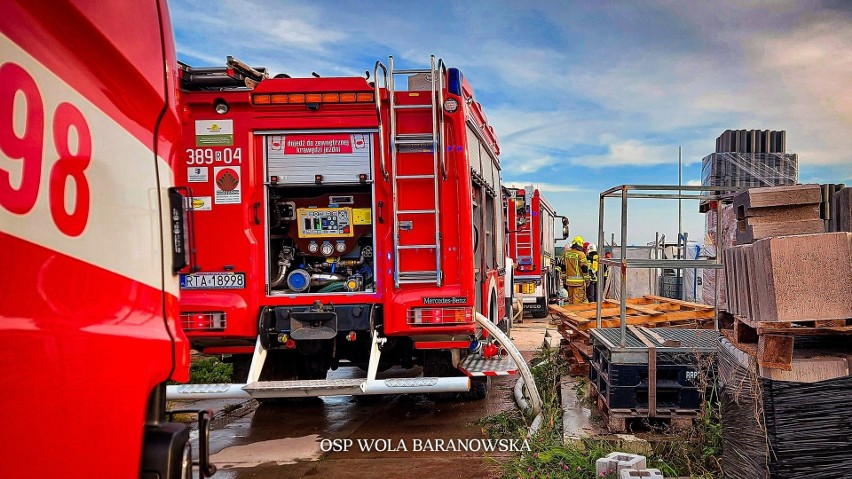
[376,56,446,288]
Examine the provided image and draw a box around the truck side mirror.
[558,216,570,240]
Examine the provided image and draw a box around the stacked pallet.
[587,327,718,433]
[732,184,824,244]
[550,296,715,375]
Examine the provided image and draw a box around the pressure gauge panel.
[296,207,353,238]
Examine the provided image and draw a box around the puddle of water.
[210,434,322,468]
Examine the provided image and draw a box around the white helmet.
[588,243,597,253]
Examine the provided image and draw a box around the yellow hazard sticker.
[353,208,372,225]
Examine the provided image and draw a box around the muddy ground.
[179,316,555,479]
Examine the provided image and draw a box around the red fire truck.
[169,56,515,400]
[505,186,569,318]
[1,1,213,478]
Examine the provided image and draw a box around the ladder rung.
[397,245,437,250]
[395,138,435,145]
[396,174,435,179]
[393,104,431,110]
[399,271,439,277]
[397,209,436,214]
[396,133,433,139]
[394,68,431,75]
[399,279,439,284]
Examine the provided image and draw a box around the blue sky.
[169,0,852,245]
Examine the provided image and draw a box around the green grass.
[188,355,233,384]
[479,347,723,478]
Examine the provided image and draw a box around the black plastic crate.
[608,363,700,388]
[605,382,701,409]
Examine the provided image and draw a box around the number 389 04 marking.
[0,62,91,237]
[186,147,242,165]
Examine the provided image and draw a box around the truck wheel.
[423,350,460,401]
[462,376,490,400]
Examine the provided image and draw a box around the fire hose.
[473,312,543,438]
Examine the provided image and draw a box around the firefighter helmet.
[588,243,597,253]
[571,236,584,246]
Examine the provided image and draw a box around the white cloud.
[568,140,699,168]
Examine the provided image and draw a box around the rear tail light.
[181,312,226,331]
[407,307,473,325]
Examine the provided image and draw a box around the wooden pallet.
[725,315,852,370]
[589,382,696,433]
[551,296,716,375]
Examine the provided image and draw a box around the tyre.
[462,376,490,400]
[423,350,460,401]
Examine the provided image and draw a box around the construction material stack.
[551,296,715,375]
[587,327,718,433]
[732,184,824,244]
[701,129,798,310]
[718,184,852,478]
[830,186,852,232]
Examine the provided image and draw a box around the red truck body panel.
[0,1,188,476]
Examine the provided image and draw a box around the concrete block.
[738,204,820,222]
[744,243,763,322]
[596,452,647,478]
[832,187,852,233]
[735,245,752,320]
[722,248,736,315]
[620,469,665,479]
[733,184,822,212]
[736,218,825,244]
[751,232,852,322]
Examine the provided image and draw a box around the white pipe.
[514,377,531,411]
[514,377,545,439]
[166,383,251,401]
[528,413,544,438]
[475,312,542,416]
[360,376,470,395]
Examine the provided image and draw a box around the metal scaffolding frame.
[596,185,739,347]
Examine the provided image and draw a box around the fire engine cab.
[169,56,516,400]
[506,186,569,318]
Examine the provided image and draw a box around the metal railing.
[595,184,740,347]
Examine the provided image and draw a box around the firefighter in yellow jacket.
[562,236,589,304]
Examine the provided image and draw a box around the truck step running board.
[457,355,519,377]
[166,377,470,400]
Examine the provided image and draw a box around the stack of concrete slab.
[718,337,852,479]
[703,204,736,311]
[830,186,852,233]
[732,184,824,244]
[724,231,852,324]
